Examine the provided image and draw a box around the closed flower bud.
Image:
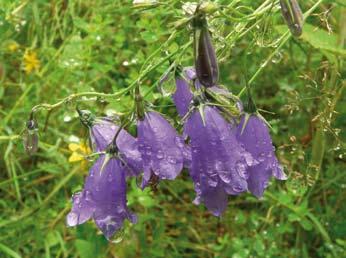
[23,119,39,155]
[279,0,304,37]
[194,16,219,87]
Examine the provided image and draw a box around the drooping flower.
[23,117,39,155]
[66,154,137,240]
[137,111,188,187]
[235,114,287,197]
[172,72,193,117]
[78,109,142,176]
[184,106,257,216]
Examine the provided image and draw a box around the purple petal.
[137,111,185,186]
[236,115,287,197]
[193,181,228,217]
[172,77,193,117]
[184,106,257,215]
[67,155,136,239]
[90,118,143,176]
[183,67,197,80]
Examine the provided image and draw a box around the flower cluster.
[64,63,286,239]
[51,7,287,240]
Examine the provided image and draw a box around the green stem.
[238,0,325,97]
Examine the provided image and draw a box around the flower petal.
[137,112,185,184]
[67,155,137,240]
[236,115,287,197]
[184,106,256,215]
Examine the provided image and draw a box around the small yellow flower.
[68,142,92,169]
[68,142,92,162]
[23,49,40,74]
[8,42,19,52]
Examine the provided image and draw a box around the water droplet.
[236,162,248,179]
[271,51,283,64]
[85,190,92,201]
[232,183,245,192]
[66,212,79,226]
[167,156,176,164]
[107,174,113,182]
[72,192,82,204]
[218,170,231,184]
[258,152,266,162]
[145,146,151,156]
[109,229,124,244]
[174,136,184,148]
[156,150,164,159]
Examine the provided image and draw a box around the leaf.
[0,243,21,258]
[75,240,95,258]
[275,24,346,56]
[300,24,346,56]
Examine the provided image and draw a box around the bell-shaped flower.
[235,114,287,197]
[66,154,137,240]
[184,106,257,216]
[173,74,193,117]
[137,111,189,187]
[78,109,142,176]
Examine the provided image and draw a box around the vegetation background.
[0,0,345,257]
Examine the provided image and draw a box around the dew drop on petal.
[236,161,248,179]
[232,183,245,193]
[167,156,176,164]
[85,190,92,201]
[156,150,164,159]
[66,212,79,226]
[218,170,231,184]
[174,136,184,148]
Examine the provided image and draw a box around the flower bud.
[194,17,219,88]
[77,108,94,127]
[279,0,304,37]
[23,119,39,155]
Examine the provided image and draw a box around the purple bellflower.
[137,111,189,187]
[173,70,194,117]
[235,89,287,198]
[184,106,257,216]
[235,116,287,197]
[78,109,142,176]
[66,154,137,240]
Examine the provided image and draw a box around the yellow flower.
[68,142,92,169]
[68,142,91,162]
[8,42,19,52]
[23,49,40,74]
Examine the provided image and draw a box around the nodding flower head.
[184,106,257,216]
[137,111,189,188]
[77,110,142,176]
[23,116,39,155]
[77,108,95,127]
[236,114,287,198]
[66,154,137,240]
